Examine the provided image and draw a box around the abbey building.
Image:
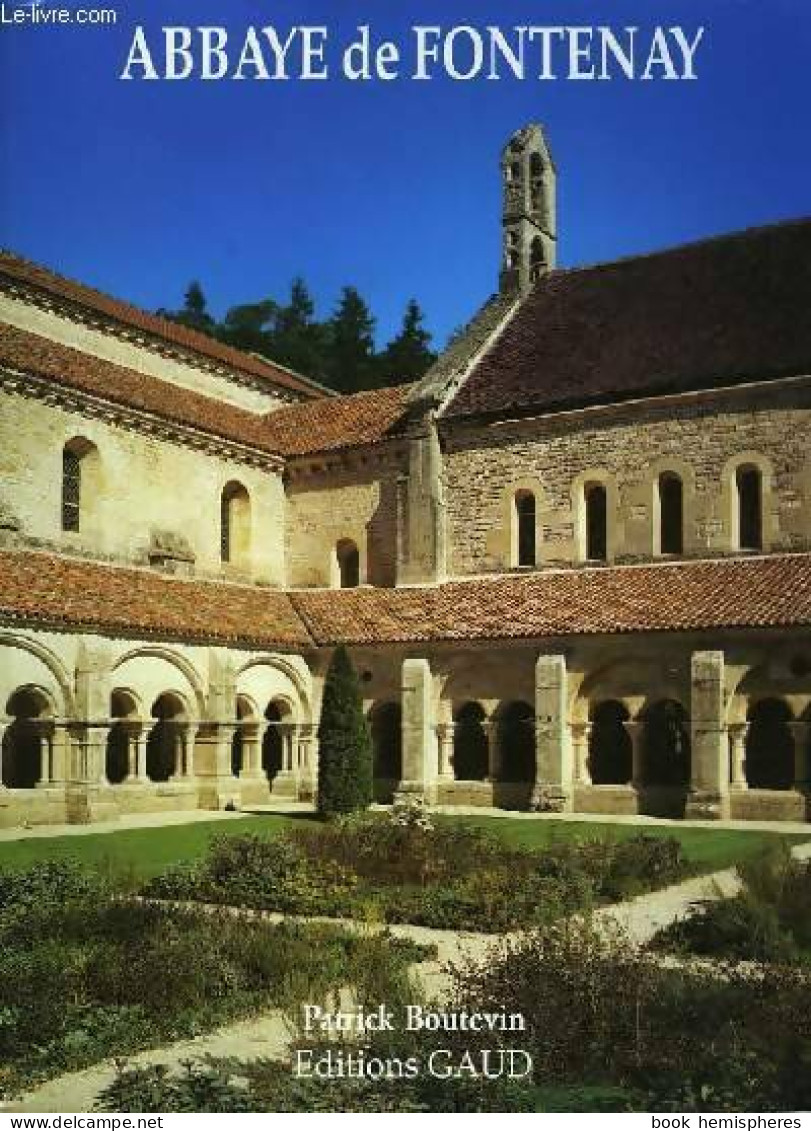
[1,124,810,828]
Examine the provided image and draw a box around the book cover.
[0,0,810,1118]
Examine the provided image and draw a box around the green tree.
[326,286,376,393]
[271,278,329,381]
[377,299,436,385]
[317,645,373,818]
[218,298,279,354]
[171,281,216,335]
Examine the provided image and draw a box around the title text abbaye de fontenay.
[119,24,705,82]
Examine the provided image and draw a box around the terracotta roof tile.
[260,383,414,457]
[446,219,811,421]
[0,323,286,460]
[0,550,310,648]
[1,549,807,649]
[291,555,811,644]
[1,323,413,461]
[0,250,325,399]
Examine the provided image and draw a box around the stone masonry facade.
[0,124,810,828]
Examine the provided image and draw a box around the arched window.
[336,539,360,588]
[61,438,98,533]
[496,701,535,783]
[657,473,684,555]
[585,483,608,562]
[453,702,489,781]
[589,700,632,784]
[736,465,763,551]
[746,699,793,790]
[220,481,251,567]
[369,701,403,801]
[529,238,545,282]
[514,491,536,567]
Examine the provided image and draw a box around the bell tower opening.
[499,124,557,296]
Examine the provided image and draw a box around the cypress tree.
[317,645,373,817]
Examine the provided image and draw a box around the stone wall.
[0,389,286,584]
[441,382,811,575]
[0,293,287,414]
[285,460,401,588]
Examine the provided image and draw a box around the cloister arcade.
[0,632,810,828]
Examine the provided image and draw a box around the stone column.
[297,723,317,800]
[64,722,115,824]
[0,717,10,789]
[270,722,299,797]
[623,721,644,790]
[180,723,198,779]
[531,654,572,812]
[483,719,499,783]
[789,722,809,791]
[728,723,749,790]
[686,650,730,820]
[436,721,455,780]
[240,722,267,779]
[399,658,437,801]
[571,721,593,785]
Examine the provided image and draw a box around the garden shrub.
[649,846,811,964]
[650,896,799,964]
[447,917,811,1111]
[145,819,688,932]
[0,862,420,1099]
[317,645,373,817]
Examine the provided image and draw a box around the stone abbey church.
[1,124,810,830]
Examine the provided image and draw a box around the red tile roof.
[292,554,811,644]
[0,549,809,649]
[0,550,310,648]
[0,324,284,460]
[445,219,811,421]
[261,382,414,457]
[0,251,325,400]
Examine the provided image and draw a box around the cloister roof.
[0,549,311,649]
[1,548,810,649]
[0,251,325,400]
[444,219,811,422]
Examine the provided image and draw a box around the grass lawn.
[0,811,807,884]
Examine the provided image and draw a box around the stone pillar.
[436,722,455,780]
[728,723,749,790]
[240,722,267,779]
[399,658,437,801]
[531,654,572,812]
[397,422,447,586]
[789,722,809,791]
[483,719,499,783]
[623,721,644,790]
[64,722,116,824]
[177,723,198,779]
[686,650,729,820]
[270,722,299,798]
[571,721,593,785]
[296,724,317,800]
[0,717,8,789]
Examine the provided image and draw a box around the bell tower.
[499,124,557,295]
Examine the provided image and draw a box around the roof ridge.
[547,216,811,280]
[0,248,326,399]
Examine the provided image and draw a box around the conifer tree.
[317,645,373,817]
[378,299,436,385]
[326,286,376,393]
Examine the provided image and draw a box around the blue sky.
[1,0,809,348]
